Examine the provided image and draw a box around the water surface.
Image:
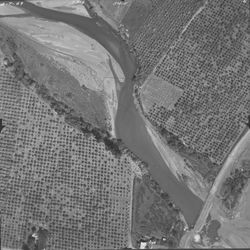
[19,1,203,225]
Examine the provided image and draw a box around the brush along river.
[20,1,203,226]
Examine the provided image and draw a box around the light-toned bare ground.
[141,74,183,113]
[26,0,90,17]
[88,0,133,30]
[0,5,26,15]
[0,8,125,136]
[2,248,21,250]
[145,120,209,201]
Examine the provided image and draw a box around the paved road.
[180,129,250,248]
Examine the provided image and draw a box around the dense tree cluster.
[1,39,150,168]
[220,168,250,210]
[21,227,48,250]
[157,125,219,182]
[133,176,185,249]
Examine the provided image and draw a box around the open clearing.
[141,74,183,114]
[27,0,90,17]
[0,5,26,15]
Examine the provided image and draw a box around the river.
[19,1,203,226]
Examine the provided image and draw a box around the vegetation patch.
[122,0,153,39]
[141,74,183,113]
[0,24,108,130]
[131,176,185,248]
[22,227,49,250]
[136,0,250,186]
[126,0,204,79]
[156,126,220,183]
[220,168,250,211]
[0,65,134,249]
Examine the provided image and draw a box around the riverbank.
[0,3,126,137]
[181,129,250,248]
[133,85,209,201]
[27,0,91,17]
[146,120,209,201]
[83,0,133,31]
[15,0,203,226]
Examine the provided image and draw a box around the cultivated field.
[141,74,183,114]
[122,0,153,39]
[141,0,250,180]
[0,65,135,250]
[126,0,204,79]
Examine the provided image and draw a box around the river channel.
[19,1,203,226]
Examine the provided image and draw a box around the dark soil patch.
[207,219,221,243]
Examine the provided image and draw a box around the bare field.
[141,74,183,114]
[0,65,136,250]
[0,5,26,15]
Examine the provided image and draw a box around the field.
[122,0,153,39]
[0,8,125,136]
[0,61,187,249]
[141,74,183,114]
[0,64,135,250]
[131,176,185,248]
[125,0,204,80]
[139,0,250,181]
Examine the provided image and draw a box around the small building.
[194,233,201,243]
[140,241,147,249]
